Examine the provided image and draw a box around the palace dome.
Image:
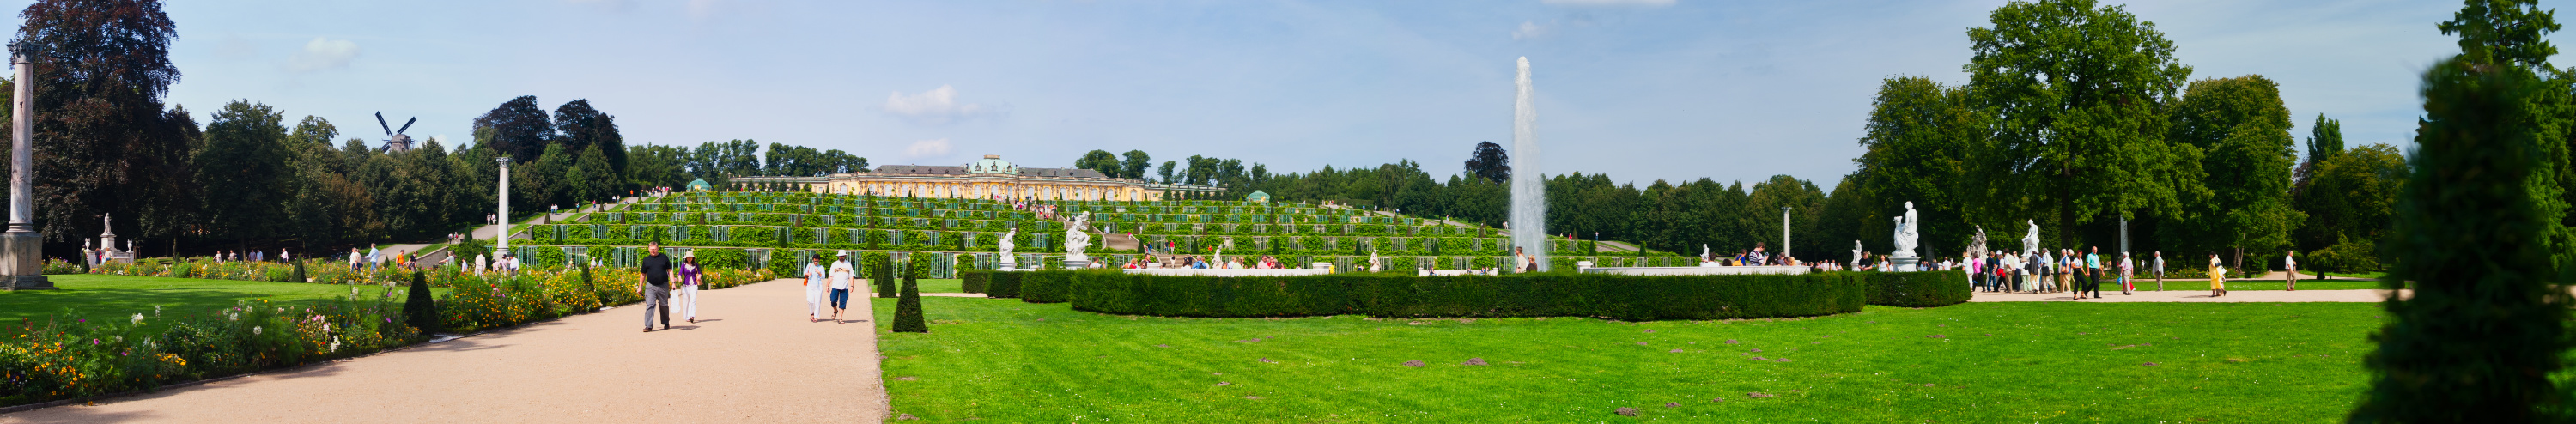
[966,154,1019,175]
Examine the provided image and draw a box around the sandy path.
[1,278,886,423]
[1970,288,2394,303]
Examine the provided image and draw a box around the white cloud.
[884,85,1002,125]
[1541,0,1674,6]
[287,37,359,72]
[905,138,953,158]
[1512,21,1552,40]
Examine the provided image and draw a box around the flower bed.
[5,265,776,407]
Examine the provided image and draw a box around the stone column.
[3,53,50,290]
[497,157,512,254]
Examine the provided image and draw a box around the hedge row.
[1059,270,1868,321]
[1020,271,1072,304]
[984,271,1024,298]
[960,271,988,294]
[1861,271,1971,307]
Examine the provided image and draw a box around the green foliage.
[987,271,1024,299]
[1020,270,1076,303]
[2305,236,2382,275]
[404,271,441,335]
[891,276,927,333]
[865,252,894,298]
[960,270,989,294]
[1965,0,2198,248]
[690,248,748,270]
[1858,271,1971,307]
[2353,56,2573,422]
[2294,144,2407,252]
[1062,271,1867,321]
[2163,76,2304,260]
[2440,0,2561,70]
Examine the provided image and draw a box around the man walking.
[2153,251,2166,291]
[638,241,674,332]
[2085,247,2103,300]
[829,251,857,321]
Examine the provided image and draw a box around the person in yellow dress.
[2208,253,2227,297]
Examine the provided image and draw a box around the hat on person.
[683,251,696,259]
[836,250,850,257]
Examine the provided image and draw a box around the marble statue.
[2021,219,2040,255]
[1851,240,1864,265]
[1701,244,1712,262]
[997,227,1018,268]
[1969,226,1989,257]
[1063,211,1093,262]
[1891,202,1919,258]
[1369,249,1382,272]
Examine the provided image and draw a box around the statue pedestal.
[1890,256,1920,272]
[1,231,51,290]
[1060,258,1091,270]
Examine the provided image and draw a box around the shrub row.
[960,271,988,294]
[1058,270,1868,321]
[1860,271,1971,307]
[1020,272,1072,304]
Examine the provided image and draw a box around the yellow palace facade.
[727,154,1224,201]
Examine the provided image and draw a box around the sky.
[6,0,2545,190]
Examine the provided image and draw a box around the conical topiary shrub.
[891,275,927,333]
[291,259,307,283]
[403,270,442,336]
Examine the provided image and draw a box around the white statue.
[1369,249,1382,272]
[2021,219,2041,255]
[1063,211,1093,262]
[1701,244,1712,262]
[1852,240,1865,265]
[1969,226,1989,258]
[997,227,1018,268]
[1891,202,1919,258]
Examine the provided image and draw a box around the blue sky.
[20,0,2537,189]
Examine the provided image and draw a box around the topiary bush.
[865,252,894,298]
[960,270,989,294]
[1063,271,1865,321]
[986,271,1024,299]
[1858,271,1971,307]
[1019,270,1078,303]
[403,271,442,335]
[891,276,927,333]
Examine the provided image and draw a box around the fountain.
[1511,57,1548,272]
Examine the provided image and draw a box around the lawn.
[0,274,439,333]
[873,298,2381,422]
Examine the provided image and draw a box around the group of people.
[634,241,708,332]
[1120,254,1286,270]
[799,250,857,322]
[345,246,427,271]
[1701,243,1796,267]
[1961,247,2138,300]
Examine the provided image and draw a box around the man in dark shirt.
[638,241,673,332]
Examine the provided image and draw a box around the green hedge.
[1062,271,1865,321]
[1857,271,1971,307]
[987,271,1024,299]
[1020,270,1075,303]
[864,252,893,298]
[960,270,989,294]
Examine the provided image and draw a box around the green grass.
[874,298,2380,422]
[0,275,440,332]
[866,278,962,295]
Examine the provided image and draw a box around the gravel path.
[1970,288,2394,303]
[1,278,886,423]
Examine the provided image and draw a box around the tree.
[195,100,294,245]
[2163,76,2303,269]
[2440,0,2560,70]
[2294,143,2405,262]
[473,96,551,162]
[1156,161,1176,184]
[1074,149,1121,178]
[1465,141,1510,184]
[2352,55,2571,423]
[1854,76,1977,257]
[1120,150,1151,181]
[1965,0,2198,249]
[552,99,626,179]
[14,0,196,249]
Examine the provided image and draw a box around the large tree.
[473,95,551,162]
[13,0,196,249]
[1965,0,2198,249]
[1073,149,1121,178]
[1464,141,1510,185]
[1119,150,1151,181]
[552,99,625,179]
[193,100,293,244]
[1853,76,1978,256]
[2163,76,2303,270]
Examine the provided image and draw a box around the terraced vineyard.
[511,192,1687,276]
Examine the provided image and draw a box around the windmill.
[375,112,417,153]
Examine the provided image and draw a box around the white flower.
[252,325,263,336]
[131,313,144,324]
[154,305,161,316]
[329,336,341,353]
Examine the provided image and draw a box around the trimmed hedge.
[1020,270,1075,303]
[986,271,1024,299]
[960,270,989,294]
[1857,271,1971,307]
[1062,271,1866,321]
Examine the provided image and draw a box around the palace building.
[728,154,1224,201]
